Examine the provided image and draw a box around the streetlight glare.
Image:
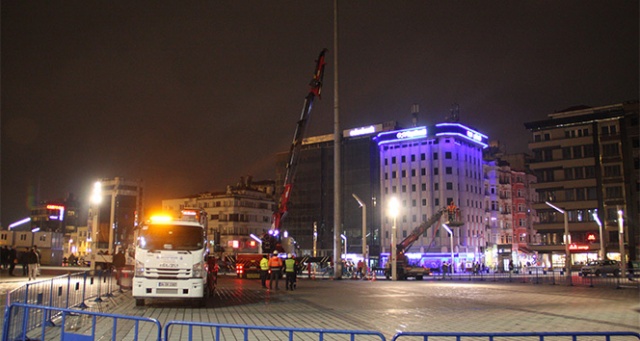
[388,197,399,218]
[91,181,103,204]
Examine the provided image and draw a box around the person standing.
[33,245,41,276]
[27,247,39,280]
[628,259,635,281]
[284,253,297,290]
[268,251,283,290]
[112,249,126,286]
[1,246,8,270]
[8,246,17,276]
[259,254,269,288]
[20,247,29,276]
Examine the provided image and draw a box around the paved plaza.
[3,270,639,340]
[79,276,640,338]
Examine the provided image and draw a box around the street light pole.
[388,197,399,281]
[592,211,604,260]
[341,234,348,259]
[352,193,367,273]
[442,224,454,275]
[618,208,626,276]
[545,201,572,285]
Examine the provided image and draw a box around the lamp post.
[388,197,399,281]
[442,224,454,275]
[340,234,348,259]
[618,208,626,276]
[545,201,572,285]
[352,193,367,273]
[592,211,604,260]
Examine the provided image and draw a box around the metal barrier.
[4,270,120,339]
[390,331,640,340]
[2,302,162,341]
[164,320,387,341]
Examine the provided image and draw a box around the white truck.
[132,209,209,307]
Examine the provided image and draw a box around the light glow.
[9,217,31,229]
[149,215,173,223]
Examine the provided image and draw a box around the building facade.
[376,123,489,272]
[162,177,276,255]
[524,102,639,267]
[88,177,143,255]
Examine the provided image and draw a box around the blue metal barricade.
[164,320,387,341]
[2,302,162,341]
[390,331,640,340]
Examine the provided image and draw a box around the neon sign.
[434,123,489,148]
[376,126,428,145]
[569,243,589,251]
[348,125,377,137]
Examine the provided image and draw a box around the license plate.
[158,282,177,287]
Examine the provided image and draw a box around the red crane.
[262,49,327,254]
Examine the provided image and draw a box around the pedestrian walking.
[442,261,448,279]
[285,253,297,290]
[268,250,283,290]
[8,246,17,276]
[627,259,635,281]
[27,247,39,280]
[259,254,269,288]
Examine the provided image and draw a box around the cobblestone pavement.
[76,275,640,339]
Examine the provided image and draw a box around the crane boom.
[397,207,447,254]
[263,49,328,254]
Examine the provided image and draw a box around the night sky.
[2,1,638,226]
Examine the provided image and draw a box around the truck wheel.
[613,269,620,277]
[135,299,145,307]
[416,275,423,280]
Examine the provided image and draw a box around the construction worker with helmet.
[285,253,297,290]
[268,250,283,290]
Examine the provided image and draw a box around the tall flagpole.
[333,0,342,279]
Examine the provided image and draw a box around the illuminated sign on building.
[376,122,488,148]
[46,204,65,221]
[434,123,489,148]
[376,127,428,145]
[569,243,590,251]
[345,125,381,137]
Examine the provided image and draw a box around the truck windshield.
[139,224,204,251]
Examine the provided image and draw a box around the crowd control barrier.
[2,302,162,341]
[390,331,640,341]
[164,320,387,341]
[4,270,120,339]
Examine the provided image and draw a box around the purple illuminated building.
[377,123,489,272]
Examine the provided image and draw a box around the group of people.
[259,251,298,291]
[1,245,41,280]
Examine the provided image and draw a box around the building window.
[412,184,416,192]
[605,186,622,199]
[602,143,620,157]
[402,170,406,178]
[392,156,397,164]
[445,152,452,159]
[434,183,439,190]
[421,183,427,191]
[433,152,438,160]
[421,168,426,176]
[446,182,453,190]
[434,168,439,175]
[446,167,452,174]
[435,198,440,206]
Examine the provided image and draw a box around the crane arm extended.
[397,207,447,254]
[265,49,327,251]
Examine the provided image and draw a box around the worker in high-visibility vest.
[259,254,269,289]
[284,253,297,291]
[268,251,283,290]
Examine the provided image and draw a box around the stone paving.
[3,271,640,340]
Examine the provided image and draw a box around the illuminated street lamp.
[618,209,626,276]
[442,224,454,275]
[388,197,400,281]
[592,210,604,260]
[545,201,572,285]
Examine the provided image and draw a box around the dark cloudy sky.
[2,1,638,226]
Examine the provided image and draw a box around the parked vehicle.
[580,260,620,277]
